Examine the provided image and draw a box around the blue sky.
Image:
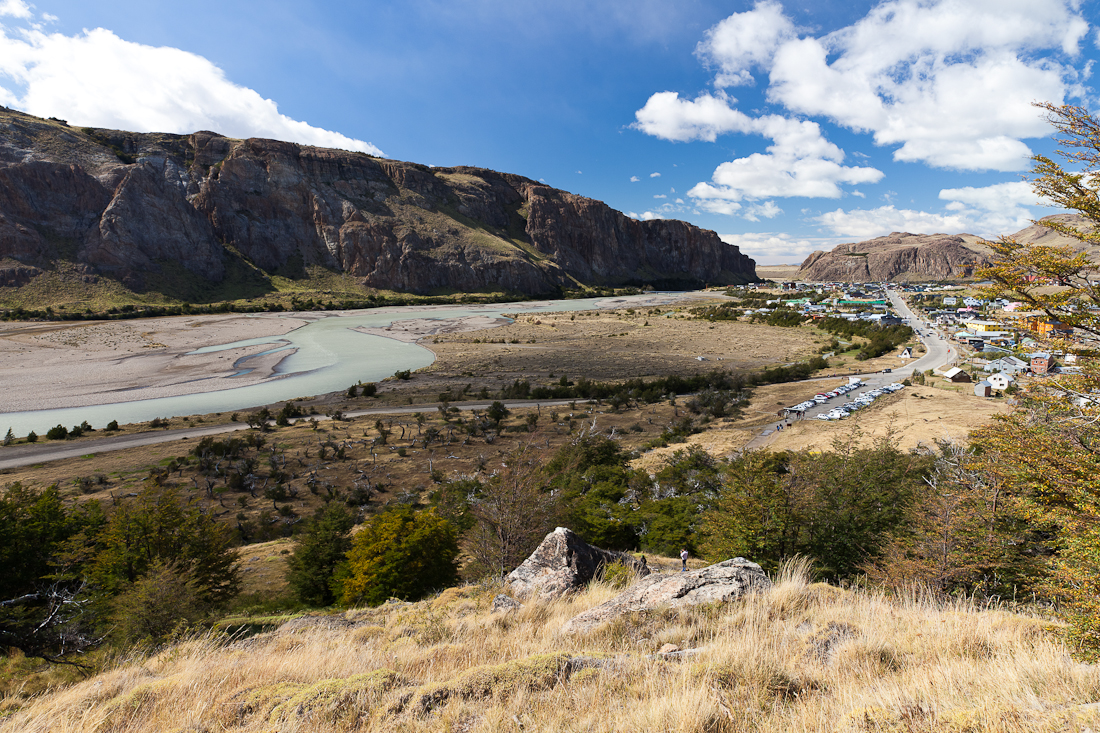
[0,0,1094,264]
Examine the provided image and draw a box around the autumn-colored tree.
[974,101,1100,654]
[340,505,458,606]
[967,365,1100,654]
[980,103,1100,335]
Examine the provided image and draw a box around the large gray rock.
[505,527,650,601]
[561,558,771,634]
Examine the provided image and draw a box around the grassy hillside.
[2,561,1096,733]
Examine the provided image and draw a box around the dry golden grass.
[4,562,1096,733]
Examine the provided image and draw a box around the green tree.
[699,451,796,572]
[91,485,240,606]
[486,401,510,425]
[286,502,355,606]
[0,483,104,661]
[340,505,458,606]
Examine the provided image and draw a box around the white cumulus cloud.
[649,171,661,177]
[719,231,846,264]
[0,23,385,155]
[0,1,31,19]
[814,181,1048,240]
[696,0,798,87]
[630,175,640,182]
[764,0,1087,171]
[635,0,1091,222]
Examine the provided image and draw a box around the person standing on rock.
[680,548,689,572]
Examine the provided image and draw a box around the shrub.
[46,425,67,440]
[105,420,119,431]
[361,382,377,397]
[394,369,412,380]
[111,560,206,644]
[26,430,37,443]
[340,506,458,606]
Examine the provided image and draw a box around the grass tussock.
[2,561,1098,732]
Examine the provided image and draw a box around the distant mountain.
[0,108,755,301]
[794,215,1089,283]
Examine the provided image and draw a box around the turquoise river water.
[0,295,662,435]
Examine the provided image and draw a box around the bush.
[394,369,412,380]
[105,420,119,431]
[361,382,377,397]
[340,506,458,606]
[111,560,206,644]
[25,430,37,443]
[46,425,67,440]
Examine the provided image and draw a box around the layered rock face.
[0,108,756,295]
[798,232,992,282]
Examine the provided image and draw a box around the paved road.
[745,290,956,449]
[0,399,585,471]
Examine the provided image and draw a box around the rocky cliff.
[794,215,1100,283]
[797,232,992,282]
[0,108,755,299]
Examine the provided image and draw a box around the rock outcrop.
[0,108,756,298]
[798,233,992,282]
[795,215,1100,283]
[561,558,771,634]
[505,527,650,601]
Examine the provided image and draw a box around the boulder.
[505,527,650,601]
[561,558,771,635]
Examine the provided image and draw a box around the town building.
[1030,352,1055,374]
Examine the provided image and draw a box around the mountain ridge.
[0,108,756,303]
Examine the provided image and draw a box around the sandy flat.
[0,313,307,412]
[351,315,511,343]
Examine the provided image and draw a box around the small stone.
[659,643,680,654]
[491,594,521,613]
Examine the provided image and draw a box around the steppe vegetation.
[7,561,1100,733]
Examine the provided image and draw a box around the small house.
[985,356,1028,375]
[942,367,972,383]
[987,373,1013,391]
[974,381,992,398]
[899,347,912,359]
